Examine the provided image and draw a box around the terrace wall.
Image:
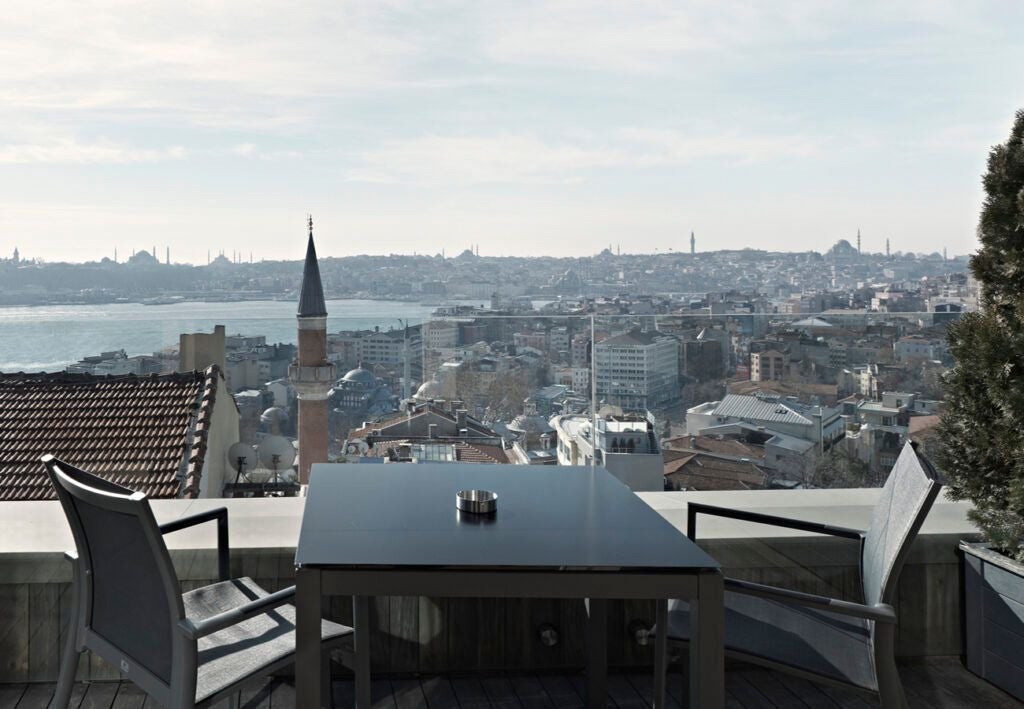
[0,490,978,682]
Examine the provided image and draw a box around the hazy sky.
[1,1,1021,264]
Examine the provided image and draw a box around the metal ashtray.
[456,489,497,514]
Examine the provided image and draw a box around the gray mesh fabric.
[184,577,352,704]
[861,444,936,606]
[72,497,174,683]
[665,593,876,690]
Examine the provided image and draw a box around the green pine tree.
[938,110,1024,560]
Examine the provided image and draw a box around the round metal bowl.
[456,489,497,514]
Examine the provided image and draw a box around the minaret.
[289,215,336,484]
[886,238,890,259]
[856,229,861,255]
[12,247,19,265]
[690,231,695,255]
[166,246,170,265]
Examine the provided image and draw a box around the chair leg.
[51,630,82,708]
[322,650,334,709]
[874,626,907,709]
[653,600,668,709]
[227,692,241,709]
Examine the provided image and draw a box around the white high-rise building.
[594,330,679,411]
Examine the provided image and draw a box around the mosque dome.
[342,365,376,386]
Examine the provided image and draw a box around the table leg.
[353,595,371,709]
[296,568,324,709]
[584,598,607,708]
[689,570,724,708]
[653,599,668,709]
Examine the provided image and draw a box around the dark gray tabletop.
[296,463,718,572]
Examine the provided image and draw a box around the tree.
[938,110,1024,560]
[808,448,876,489]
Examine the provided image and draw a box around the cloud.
[0,140,186,164]
[348,128,822,184]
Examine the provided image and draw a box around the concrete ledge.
[0,489,982,681]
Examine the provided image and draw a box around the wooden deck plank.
[53,682,89,709]
[77,683,119,709]
[767,674,842,709]
[811,684,876,709]
[11,684,52,709]
[899,659,1019,709]
[0,685,24,709]
[536,676,583,709]
[368,680,397,709]
[419,677,459,709]
[512,675,559,709]
[239,678,274,709]
[3,660,1018,709]
[624,672,681,709]
[738,671,806,708]
[725,673,778,709]
[605,676,645,709]
[480,677,520,709]
[391,679,428,709]
[450,677,489,709]
[109,683,145,709]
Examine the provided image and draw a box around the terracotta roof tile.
[0,367,222,500]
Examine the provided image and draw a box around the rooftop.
[0,367,224,500]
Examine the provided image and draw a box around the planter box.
[962,541,1024,700]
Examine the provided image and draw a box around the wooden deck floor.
[0,658,1018,709]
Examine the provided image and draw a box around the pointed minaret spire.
[297,214,327,318]
[856,228,861,254]
[690,231,695,255]
[290,214,335,484]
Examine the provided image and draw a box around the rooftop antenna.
[226,442,258,495]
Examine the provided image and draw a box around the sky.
[1,1,1022,265]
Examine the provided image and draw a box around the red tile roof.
[0,367,224,501]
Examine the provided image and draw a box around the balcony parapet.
[0,489,980,683]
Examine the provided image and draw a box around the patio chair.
[44,455,354,709]
[652,442,941,708]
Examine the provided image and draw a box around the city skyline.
[1,2,1021,263]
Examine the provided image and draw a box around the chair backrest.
[861,442,941,606]
[44,456,185,686]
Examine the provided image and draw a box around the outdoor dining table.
[295,463,724,709]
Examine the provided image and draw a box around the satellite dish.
[227,442,258,473]
[346,439,370,456]
[258,435,296,482]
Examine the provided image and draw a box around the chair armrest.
[725,577,896,624]
[179,585,297,640]
[159,507,230,581]
[687,502,864,541]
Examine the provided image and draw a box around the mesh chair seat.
[184,577,353,704]
[663,591,876,691]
